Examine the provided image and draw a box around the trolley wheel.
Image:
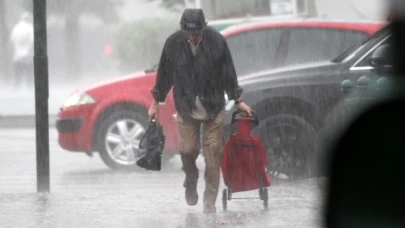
[259,173,264,200]
[263,187,269,209]
[227,188,232,200]
[222,189,228,211]
[259,187,263,200]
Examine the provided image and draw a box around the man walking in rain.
[148,8,252,213]
[10,12,34,89]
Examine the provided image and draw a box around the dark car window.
[225,29,283,75]
[332,25,390,63]
[284,28,369,66]
[354,35,392,67]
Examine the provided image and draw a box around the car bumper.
[57,104,96,152]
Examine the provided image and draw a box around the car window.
[333,25,390,63]
[353,35,392,67]
[225,29,283,75]
[283,28,369,67]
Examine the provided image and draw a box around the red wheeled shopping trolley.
[220,110,271,210]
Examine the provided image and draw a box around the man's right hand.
[148,101,160,121]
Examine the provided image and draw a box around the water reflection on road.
[0,128,325,228]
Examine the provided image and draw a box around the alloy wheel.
[104,119,145,166]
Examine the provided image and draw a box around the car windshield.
[331,25,391,63]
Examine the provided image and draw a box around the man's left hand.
[236,101,252,117]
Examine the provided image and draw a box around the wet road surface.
[0,128,326,228]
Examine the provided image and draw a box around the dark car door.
[282,27,370,68]
[225,28,287,76]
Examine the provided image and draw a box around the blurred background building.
[0,0,388,86]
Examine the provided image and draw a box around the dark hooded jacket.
[151,27,242,119]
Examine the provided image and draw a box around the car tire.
[96,109,176,170]
[97,110,148,170]
[258,114,318,181]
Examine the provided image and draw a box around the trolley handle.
[231,110,259,126]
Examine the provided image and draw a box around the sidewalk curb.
[0,115,57,129]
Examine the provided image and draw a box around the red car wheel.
[95,108,175,170]
[96,110,148,170]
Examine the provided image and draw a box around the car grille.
[56,118,83,133]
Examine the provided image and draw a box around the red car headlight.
[63,91,96,108]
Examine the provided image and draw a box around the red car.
[56,20,384,170]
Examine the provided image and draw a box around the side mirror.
[369,44,392,68]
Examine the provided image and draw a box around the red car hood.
[70,70,155,97]
[82,71,151,90]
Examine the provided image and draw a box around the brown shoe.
[181,154,199,206]
[185,187,198,206]
[184,177,198,206]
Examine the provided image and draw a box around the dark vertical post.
[0,0,10,82]
[33,0,50,193]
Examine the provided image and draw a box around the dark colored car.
[223,25,392,180]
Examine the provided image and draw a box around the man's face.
[186,22,208,45]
